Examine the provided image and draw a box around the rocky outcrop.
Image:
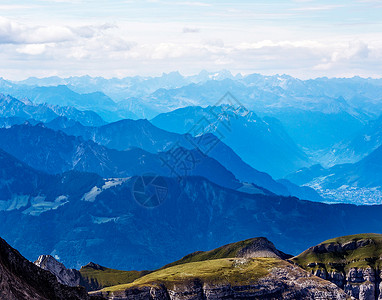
[312,266,379,300]
[310,238,373,254]
[292,234,382,300]
[235,237,292,259]
[35,254,82,287]
[344,268,378,300]
[0,237,101,300]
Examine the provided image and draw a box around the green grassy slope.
[159,237,288,270]
[100,257,281,292]
[84,237,285,292]
[79,263,150,291]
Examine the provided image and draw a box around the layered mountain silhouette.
[0,118,322,201]
[45,116,315,198]
[0,123,243,190]
[1,155,382,271]
[152,105,310,178]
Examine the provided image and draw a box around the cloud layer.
[0,0,382,79]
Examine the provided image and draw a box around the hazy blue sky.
[0,0,381,79]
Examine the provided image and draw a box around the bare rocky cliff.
[311,265,380,300]
[35,254,82,287]
[0,237,100,300]
[293,234,382,300]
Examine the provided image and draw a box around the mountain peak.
[0,237,90,299]
[81,262,105,271]
[160,237,292,270]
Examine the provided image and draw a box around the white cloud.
[0,5,36,10]
[0,0,382,79]
[16,44,47,55]
[182,27,200,33]
[291,4,345,11]
[176,1,211,7]
[0,17,114,45]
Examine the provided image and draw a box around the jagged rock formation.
[35,255,82,287]
[293,233,382,300]
[0,237,100,300]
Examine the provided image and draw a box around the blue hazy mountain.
[5,74,382,160]
[45,116,325,201]
[265,108,365,153]
[16,70,239,100]
[0,120,315,199]
[286,144,382,204]
[0,82,136,122]
[152,105,310,178]
[0,93,105,126]
[1,167,382,270]
[0,123,245,190]
[11,73,382,119]
[0,147,104,215]
[288,144,382,189]
[328,114,382,165]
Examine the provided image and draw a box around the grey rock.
[0,236,97,300]
[35,254,81,287]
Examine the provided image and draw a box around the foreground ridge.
[0,237,100,300]
[90,238,347,300]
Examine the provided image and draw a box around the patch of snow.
[102,178,127,189]
[81,186,102,202]
[82,178,128,202]
[22,195,69,216]
[0,194,29,211]
[92,216,120,224]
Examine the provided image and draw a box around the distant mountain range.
[3,73,382,202]
[0,123,244,191]
[286,144,382,204]
[3,73,382,165]
[287,143,382,190]
[0,114,323,201]
[44,116,291,194]
[329,114,382,165]
[1,150,382,270]
[4,71,382,119]
[12,72,382,115]
[0,93,105,126]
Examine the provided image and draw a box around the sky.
[0,0,382,79]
